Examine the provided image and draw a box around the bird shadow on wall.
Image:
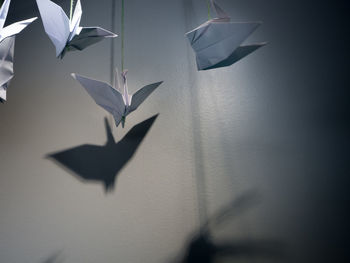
[171,190,286,263]
[46,114,158,193]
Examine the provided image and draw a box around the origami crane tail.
[121,116,126,128]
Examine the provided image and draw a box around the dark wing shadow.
[183,235,284,263]
[179,191,285,263]
[39,251,64,263]
[200,190,260,234]
[46,114,158,193]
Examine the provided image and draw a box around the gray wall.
[0,0,347,263]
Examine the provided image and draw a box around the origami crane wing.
[203,42,267,70]
[72,73,126,127]
[0,0,37,41]
[186,22,211,47]
[68,27,117,51]
[0,0,11,29]
[0,17,38,41]
[36,0,70,57]
[129,81,163,113]
[0,35,14,102]
[189,22,262,70]
[69,0,83,40]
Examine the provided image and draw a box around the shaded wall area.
[0,0,348,263]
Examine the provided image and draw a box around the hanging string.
[70,0,74,21]
[109,0,117,130]
[121,0,125,72]
[207,0,211,20]
[110,0,116,85]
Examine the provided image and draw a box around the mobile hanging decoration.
[72,69,162,128]
[0,0,37,102]
[186,0,267,70]
[36,0,117,58]
[72,0,162,128]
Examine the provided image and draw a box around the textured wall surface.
[0,0,347,263]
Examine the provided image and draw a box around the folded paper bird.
[186,0,267,70]
[0,0,37,102]
[36,0,117,58]
[72,69,162,128]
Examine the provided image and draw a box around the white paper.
[72,69,162,128]
[186,0,266,70]
[36,0,117,58]
[0,0,37,102]
[0,36,14,102]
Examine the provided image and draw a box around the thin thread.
[121,0,125,71]
[207,0,211,20]
[110,0,116,84]
[183,0,208,229]
[70,0,74,21]
[110,0,117,129]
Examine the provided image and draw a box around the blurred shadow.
[183,235,284,263]
[177,191,285,263]
[40,251,64,263]
[46,114,158,192]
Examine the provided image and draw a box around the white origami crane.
[72,69,162,128]
[0,0,37,102]
[186,0,266,70]
[36,0,117,58]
